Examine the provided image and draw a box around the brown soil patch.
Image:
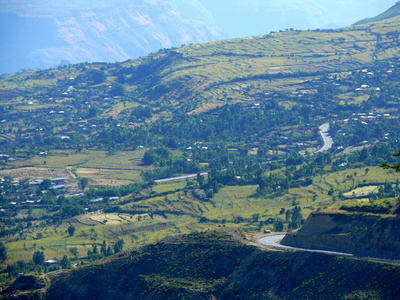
[187,102,224,115]
[0,167,74,181]
[76,168,133,186]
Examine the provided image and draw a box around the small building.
[45,260,57,266]
[51,178,67,183]
[50,184,65,190]
[90,198,103,203]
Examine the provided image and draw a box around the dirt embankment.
[282,210,400,258]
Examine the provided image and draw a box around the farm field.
[2,164,396,267]
[1,150,153,185]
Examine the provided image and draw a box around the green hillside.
[2,7,400,291]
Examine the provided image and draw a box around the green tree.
[289,206,304,230]
[110,83,125,96]
[69,247,78,259]
[274,219,284,231]
[60,255,71,269]
[101,241,107,255]
[106,246,113,256]
[382,150,400,171]
[4,175,13,182]
[79,178,89,190]
[0,242,7,262]
[114,239,124,254]
[33,251,45,265]
[89,69,106,84]
[251,213,260,223]
[68,225,76,237]
[40,179,52,190]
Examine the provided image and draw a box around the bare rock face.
[0,0,225,73]
[282,210,400,259]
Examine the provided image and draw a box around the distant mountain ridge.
[355,1,400,25]
[0,0,225,74]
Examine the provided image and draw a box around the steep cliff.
[282,210,400,258]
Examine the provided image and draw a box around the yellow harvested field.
[343,186,379,198]
[76,168,140,185]
[89,214,124,225]
[87,212,153,225]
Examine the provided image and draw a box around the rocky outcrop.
[282,210,400,258]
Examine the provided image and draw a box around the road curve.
[258,234,353,256]
[315,122,333,153]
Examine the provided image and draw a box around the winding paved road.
[315,123,333,153]
[258,234,353,256]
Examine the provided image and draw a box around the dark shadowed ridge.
[2,228,400,300]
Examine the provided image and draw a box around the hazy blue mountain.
[0,0,225,74]
[1,0,396,74]
[170,0,398,37]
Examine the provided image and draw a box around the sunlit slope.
[108,15,400,110]
[1,14,400,115]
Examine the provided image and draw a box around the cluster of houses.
[90,197,119,203]
[28,177,67,190]
[341,112,391,126]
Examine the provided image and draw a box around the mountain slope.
[355,1,400,25]
[2,11,400,123]
[0,0,225,74]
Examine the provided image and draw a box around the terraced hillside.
[2,3,400,291]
